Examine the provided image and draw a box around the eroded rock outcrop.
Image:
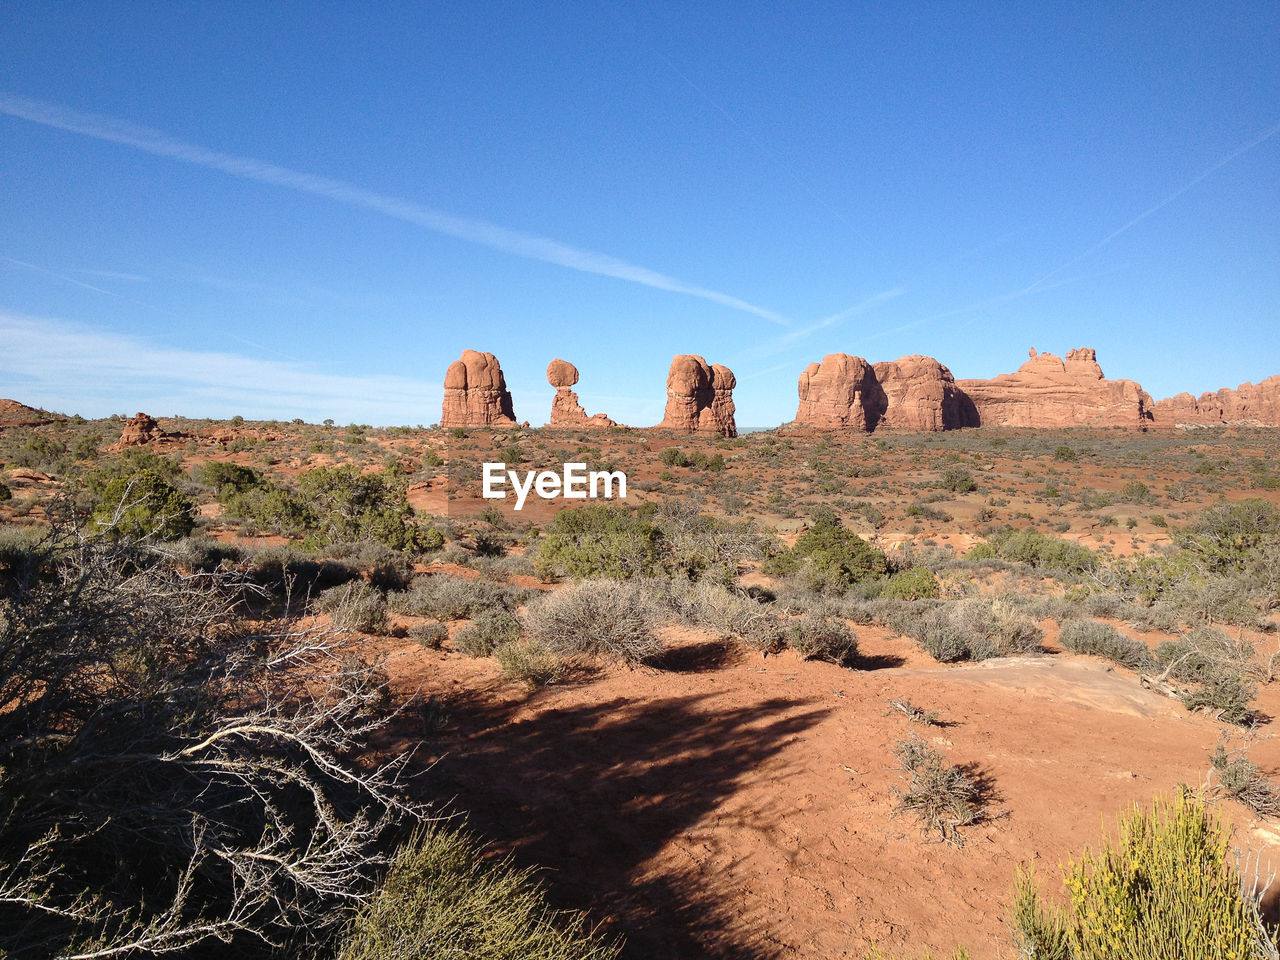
[119,412,166,446]
[1153,375,1280,427]
[795,354,882,430]
[546,358,617,429]
[441,350,517,428]
[871,355,975,431]
[659,355,737,437]
[956,348,1153,429]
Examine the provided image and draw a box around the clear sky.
[2,2,1277,427]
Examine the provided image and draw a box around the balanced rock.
[546,358,617,429]
[119,412,166,446]
[871,355,975,431]
[1153,375,1280,427]
[441,350,517,428]
[956,347,1153,429]
[659,355,737,437]
[795,353,882,430]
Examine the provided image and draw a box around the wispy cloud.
[729,286,904,368]
[0,312,442,424]
[0,93,786,325]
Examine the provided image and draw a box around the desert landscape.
[3,343,1280,958]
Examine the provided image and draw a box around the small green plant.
[1053,445,1078,462]
[1010,791,1277,958]
[762,512,888,587]
[0,480,10,502]
[880,567,940,600]
[939,466,977,493]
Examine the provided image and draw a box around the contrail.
[1028,118,1280,292]
[0,93,787,325]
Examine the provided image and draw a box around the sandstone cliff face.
[659,355,737,437]
[441,350,517,428]
[871,355,975,431]
[795,354,880,430]
[119,412,166,446]
[793,353,972,431]
[546,358,617,429]
[956,348,1153,429]
[1153,375,1280,427]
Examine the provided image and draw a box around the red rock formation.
[441,350,517,428]
[546,358,617,429]
[119,412,166,446]
[0,399,61,428]
[659,355,737,437]
[1153,375,1280,427]
[871,355,975,431]
[795,353,881,430]
[956,348,1153,429]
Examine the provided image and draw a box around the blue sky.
[2,2,1277,427]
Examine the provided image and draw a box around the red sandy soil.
[368,620,1280,959]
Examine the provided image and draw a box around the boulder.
[659,355,737,437]
[546,358,617,429]
[1152,375,1280,427]
[441,350,517,428]
[956,348,1153,429]
[119,412,166,446]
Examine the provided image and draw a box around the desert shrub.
[494,639,563,686]
[1053,444,1077,462]
[0,479,10,501]
[391,574,532,620]
[199,459,267,495]
[522,579,663,664]
[1180,673,1257,726]
[656,578,773,638]
[335,825,619,960]
[1010,792,1276,958]
[762,513,887,587]
[1120,480,1151,503]
[938,466,977,493]
[1175,498,1280,572]
[1169,574,1261,627]
[1152,625,1258,685]
[319,539,414,591]
[967,528,1097,576]
[90,468,196,541]
[891,736,986,845]
[409,621,449,649]
[903,597,1042,663]
[865,946,970,960]
[0,530,422,959]
[880,567,940,601]
[888,698,943,726]
[1210,741,1280,817]
[785,614,858,665]
[298,465,430,552]
[244,543,364,595]
[455,609,522,657]
[1057,620,1154,670]
[534,503,664,579]
[317,579,388,632]
[651,502,768,585]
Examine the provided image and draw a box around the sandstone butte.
[794,353,974,432]
[659,354,737,437]
[441,350,517,429]
[1152,375,1280,428]
[0,399,61,428]
[546,359,618,429]
[955,347,1154,429]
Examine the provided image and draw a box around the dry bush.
[1057,619,1154,670]
[0,522,424,959]
[898,596,1042,663]
[454,609,521,658]
[317,578,389,632]
[521,579,663,664]
[494,640,564,687]
[891,736,987,845]
[1210,740,1280,817]
[390,574,532,621]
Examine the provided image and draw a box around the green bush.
[785,615,858,665]
[903,597,1042,663]
[1053,445,1078,462]
[91,468,196,541]
[880,567,940,601]
[1057,620,1154,670]
[298,465,429,552]
[1010,792,1276,958]
[455,609,521,657]
[336,826,619,960]
[534,504,664,579]
[762,513,887,587]
[0,479,10,501]
[494,639,563,686]
[938,466,977,493]
[521,579,662,664]
[409,621,449,649]
[1175,498,1280,572]
[967,528,1097,575]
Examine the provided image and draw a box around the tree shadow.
[397,688,831,959]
